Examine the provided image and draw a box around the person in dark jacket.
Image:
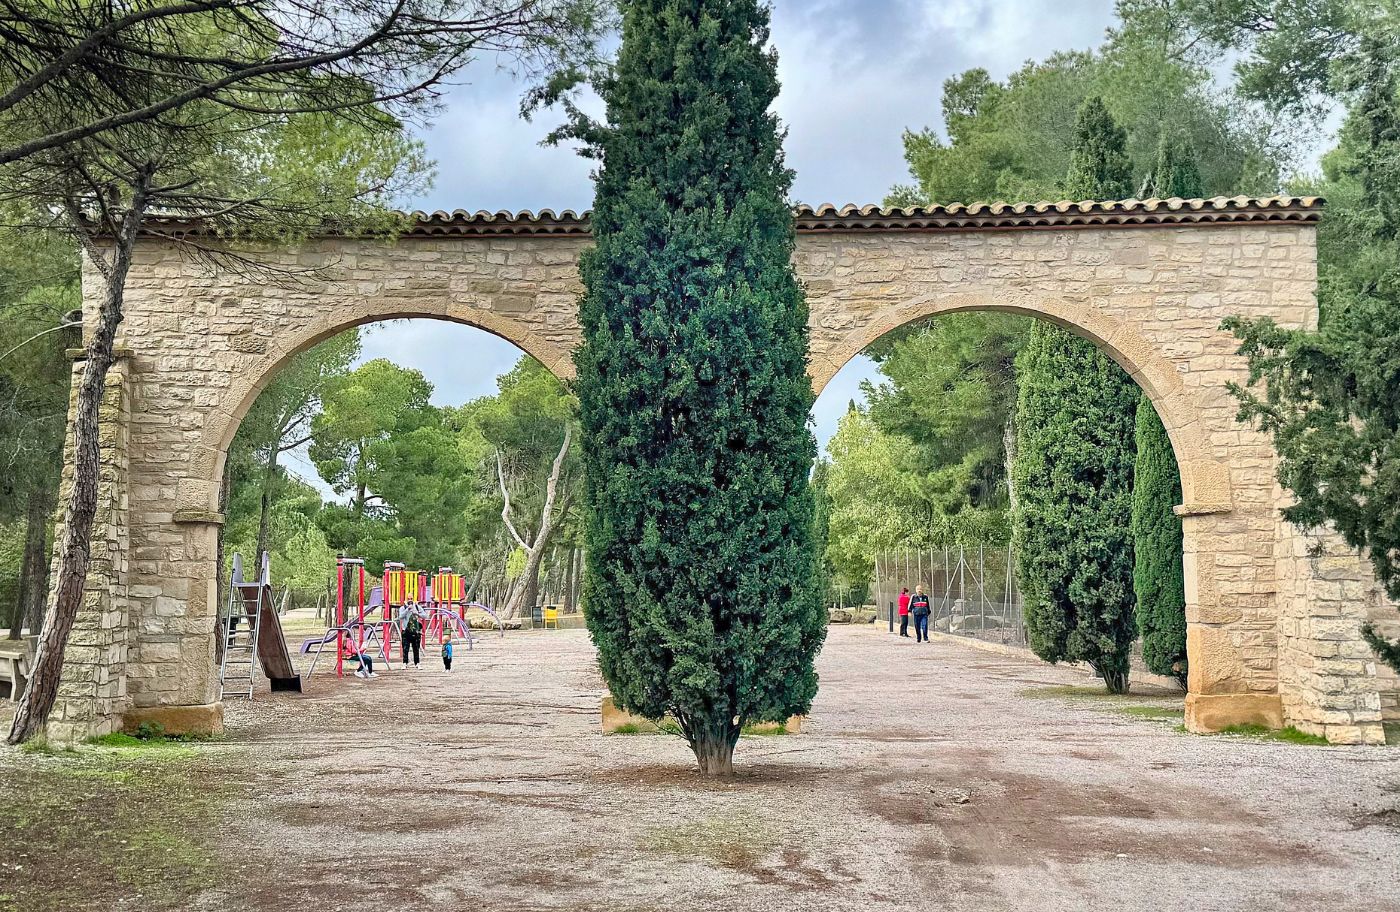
[400,601,424,669]
[910,585,932,643]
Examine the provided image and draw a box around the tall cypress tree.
[1013,95,1140,693]
[1064,95,1133,200]
[1131,397,1188,686]
[575,0,824,776]
[1130,132,1198,688]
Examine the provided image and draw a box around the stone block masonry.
[49,197,1389,745]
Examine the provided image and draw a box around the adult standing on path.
[401,601,424,669]
[897,587,911,637]
[910,585,931,643]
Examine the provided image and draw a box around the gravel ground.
[166,625,1400,911]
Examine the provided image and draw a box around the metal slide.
[223,553,302,696]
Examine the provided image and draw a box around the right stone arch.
[794,215,1388,744]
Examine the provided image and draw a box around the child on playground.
[442,633,454,672]
[346,647,378,679]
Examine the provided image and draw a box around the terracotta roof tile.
[137,196,1322,239]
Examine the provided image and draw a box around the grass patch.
[606,719,682,736]
[1021,685,1118,700]
[1022,684,1184,725]
[644,811,769,869]
[17,736,77,756]
[1218,724,1330,746]
[1118,705,1180,721]
[1176,722,1329,745]
[0,735,225,911]
[741,721,788,736]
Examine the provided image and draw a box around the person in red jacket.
[897,587,911,638]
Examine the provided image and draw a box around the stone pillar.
[47,356,132,743]
[1274,515,1386,745]
[1181,507,1286,733]
[120,491,224,735]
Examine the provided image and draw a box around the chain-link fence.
[872,545,1026,647]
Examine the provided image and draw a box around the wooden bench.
[0,637,36,702]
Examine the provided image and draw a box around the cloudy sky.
[287,0,1120,484]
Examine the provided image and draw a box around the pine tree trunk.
[562,547,578,612]
[499,424,572,620]
[26,505,52,639]
[7,177,150,744]
[517,546,545,618]
[11,536,32,640]
[9,493,47,639]
[10,495,50,638]
[255,443,279,561]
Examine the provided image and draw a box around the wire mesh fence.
[872,545,1026,647]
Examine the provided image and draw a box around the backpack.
[405,614,422,637]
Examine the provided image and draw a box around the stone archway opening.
[811,304,1205,716]
[150,310,579,736]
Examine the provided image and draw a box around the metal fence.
[873,545,1026,647]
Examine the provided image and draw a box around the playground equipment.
[300,558,509,681]
[303,556,392,680]
[218,552,302,699]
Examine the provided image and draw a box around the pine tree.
[1141,131,1205,199]
[1131,397,1187,686]
[1013,95,1140,693]
[1225,39,1400,672]
[575,0,824,776]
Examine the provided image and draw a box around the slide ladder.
[218,558,264,700]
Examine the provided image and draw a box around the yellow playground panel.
[432,570,465,604]
[384,563,420,606]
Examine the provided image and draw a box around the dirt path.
[3,626,1397,911]
[149,625,1396,912]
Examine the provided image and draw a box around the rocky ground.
[3,625,1399,912]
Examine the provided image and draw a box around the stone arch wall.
[46,199,1387,745]
[793,221,1382,742]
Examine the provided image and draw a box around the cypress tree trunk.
[576,0,824,776]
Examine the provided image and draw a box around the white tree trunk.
[498,423,572,620]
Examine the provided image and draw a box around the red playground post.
[336,556,366,677]
[335,558,345,677]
